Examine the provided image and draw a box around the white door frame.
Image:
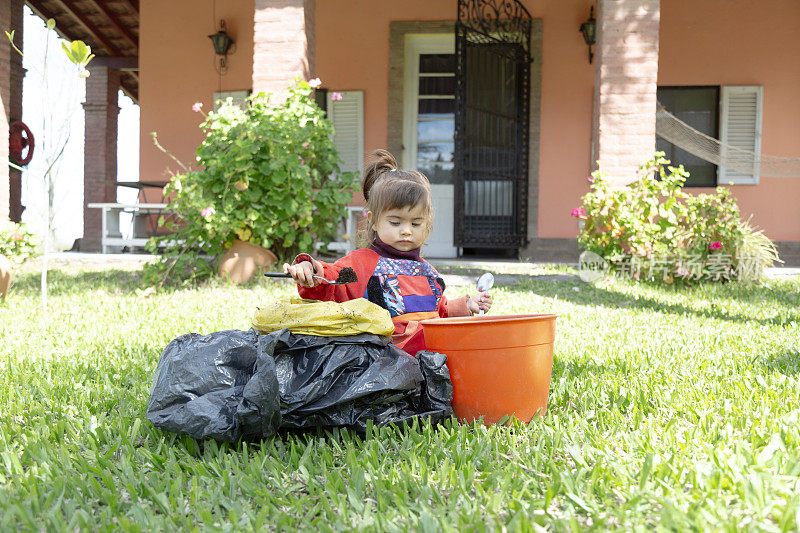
[402,33,458,258]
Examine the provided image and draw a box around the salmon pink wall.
[659,0,800,241]
[139,0,254,186]
[316,0,800,241]
[140,0,800,243]
[524,0,596,239]
[316,0,450,160]
[315,0,595,240]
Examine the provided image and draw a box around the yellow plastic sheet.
[252,298,395,337]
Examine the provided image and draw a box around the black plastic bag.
[147,328,453,441]
[146,329,281,442]
[415,350,454,420]
[267,331,453,431]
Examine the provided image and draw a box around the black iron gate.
[454,0,532,249]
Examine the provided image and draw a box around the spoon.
[476,272,494,315]
[264,267,358,285]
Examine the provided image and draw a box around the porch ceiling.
[25,0,139,103]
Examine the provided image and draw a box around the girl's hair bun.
[362,149,398,200]
[355,149,434,248]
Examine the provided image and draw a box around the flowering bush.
[0,221,38,263]
[144,79,358,286]
[575,153,780,283]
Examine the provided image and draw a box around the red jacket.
[293,248,470,354]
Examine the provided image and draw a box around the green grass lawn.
[1,261,799,531]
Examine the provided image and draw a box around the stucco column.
[8,0,25,222]
[252,0,315,95]
[591,0,660,185]
[81,65,120,252]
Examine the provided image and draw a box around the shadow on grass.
[759,350,800,376]
[691,280,800,309]
[519,277,800,327]
[10,268,144,296]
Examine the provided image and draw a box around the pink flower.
[308,78,322,88]
[192,102,203,112]
[571,207,587,217]
[200,206,216,218]
[587,176,594,183]
[330,92,343,102]
[298,156,305,166]
[710,241,722,250]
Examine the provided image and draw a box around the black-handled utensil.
[264,267,358,285]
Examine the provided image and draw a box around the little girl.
[283,149,492,355]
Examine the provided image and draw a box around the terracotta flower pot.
[218,239,278,284]
[0,254,12,299]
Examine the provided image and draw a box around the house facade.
[4,0,800,263]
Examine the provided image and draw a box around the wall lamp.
[209,19,235,74]
[580,6,597,64]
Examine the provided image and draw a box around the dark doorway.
[454,0,532,256]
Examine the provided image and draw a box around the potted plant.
[145,79,358,286]
[574,152,780,284]
[0,221,38,298]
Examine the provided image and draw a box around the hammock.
[655,103,800,178]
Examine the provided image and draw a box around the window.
[656,86,719,187]
[719,86,763,185]
[328,91,364,175]
[213,90,251,112]
[413,53,456,184]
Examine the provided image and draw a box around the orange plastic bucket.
[420,314,557,425]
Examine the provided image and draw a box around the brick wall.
[81,65,120,251]
[0,0,11,220]
[591,0,661,185]
[9,0,24,221]
[252,0,315,95]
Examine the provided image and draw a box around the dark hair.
[356,149,433,247]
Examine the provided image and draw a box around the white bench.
[318,205,364,253]
[90,202,362,255]
[87,202,169,253]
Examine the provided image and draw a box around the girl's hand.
[467,291,492,315]
[282,261,320,288]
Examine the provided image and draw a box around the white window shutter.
[719,86,763,185]
[328,90,364,175]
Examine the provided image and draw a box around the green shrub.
[0,221,38,263]
[575,153,780,283]
[144,79,359,287]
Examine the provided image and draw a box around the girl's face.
[368,204,429,251]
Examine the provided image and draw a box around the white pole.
[41,171,49,314]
